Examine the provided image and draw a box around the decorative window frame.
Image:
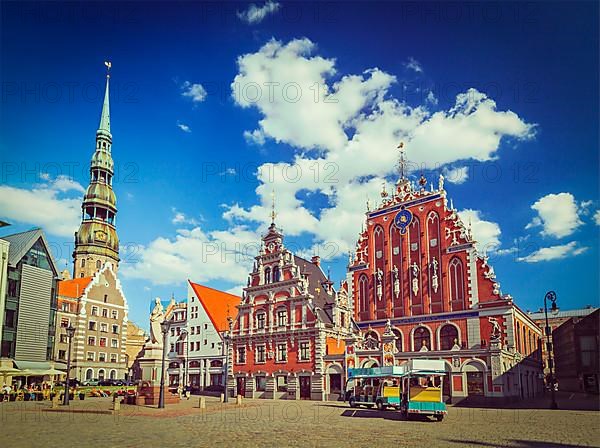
[255,343,267,364]
[275,342,287,363]
[298,339,311,362]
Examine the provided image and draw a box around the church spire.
[270,189,277,225]
[73,62,119,279]
[98,61,111,136]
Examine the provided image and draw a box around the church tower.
[73,62,120,278]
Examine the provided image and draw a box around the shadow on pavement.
[451,391,600,412]
[339,408,436,422]
[444,439,595,448]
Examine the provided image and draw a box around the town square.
[0,1,598,447]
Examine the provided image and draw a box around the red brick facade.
[346,174,544,402]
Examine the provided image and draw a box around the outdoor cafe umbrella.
[0,366,21,385]
[37,368,66,387]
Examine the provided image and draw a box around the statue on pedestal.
[149,297,165,346]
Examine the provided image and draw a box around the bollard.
[51,394,59,409]
[236,395,242,406]
[219,393,224,403]
[111,395,121,413]
[199,396,206,409]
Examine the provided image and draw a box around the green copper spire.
[98,61,111,135]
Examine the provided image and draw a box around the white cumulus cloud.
[457,209,501,253]
[181,81,207,103]
[237,1,281,24]
[526,192,583,238]
[443,166,469,184]
[177,122,191,133]
[0,175,83,237]
[517,241,588,263]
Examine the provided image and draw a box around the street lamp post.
[63,324,76,406]
[158,319,171,409]
[544,290,558,409]
[222,316,234,403]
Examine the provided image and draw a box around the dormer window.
[264,267,271,284]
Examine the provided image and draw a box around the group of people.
[1,382,54,401]
[176,384,192,400]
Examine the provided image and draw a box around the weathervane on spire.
[104,61,112,78]
[397,141,406,180]
[270,189,277,224]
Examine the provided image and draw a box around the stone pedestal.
[136,343,179,406]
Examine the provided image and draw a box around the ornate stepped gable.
[349,168,506,323]
[238,220,348,334]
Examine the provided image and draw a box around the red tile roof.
[58,277,93,298]
[188,280,241,333]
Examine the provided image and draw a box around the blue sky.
[1,1,598,329]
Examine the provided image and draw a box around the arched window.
[168,362,179,369]
[189,360,200,368]
[272,266,280,282]
[409,217,422,313]
[391,328,403,352]
[81,259,85,268]
[96,260,101,269]
[523,327,527,354]
[448,257,465,311]
[389,224,403,312]
[85,368,93,380]
[413,326,431,351]
[427,212,443,313]
[440,325,459,350]
[98,369,105,380]
[516,322,521,352]
[109,369,116,380]
[210,359,223,368]
[358,275,369,313]
[373,225,385,306]
[264,267,271,284]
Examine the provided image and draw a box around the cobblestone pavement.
[1,396,599,448]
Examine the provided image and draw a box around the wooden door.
[299,376,311,399]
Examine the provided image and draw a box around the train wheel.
[435,414,444,422]
[349,397,357,408]
[376,400,386,411]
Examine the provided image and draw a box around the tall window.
[91,306,98,316]
[272,266,280,282]
[299,341,310,361]
[265,267,271,284]
[277,309,287,327]
[358,275,369,313]
[237,347,246,364]
[448,257,465,311]
[81,259,85,268]
[256,313,266,329]
[440,325,459,350]
[413,326,431,351]
[256,345,266,363]
[256,376,266,391]
[276,343,287,362]
[580,336,597,367]
[373,225,385,305]
[96,260,101,269]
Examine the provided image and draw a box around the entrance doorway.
[236,377,246,396]
[466,372,484,395]
[299,376,311,399]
